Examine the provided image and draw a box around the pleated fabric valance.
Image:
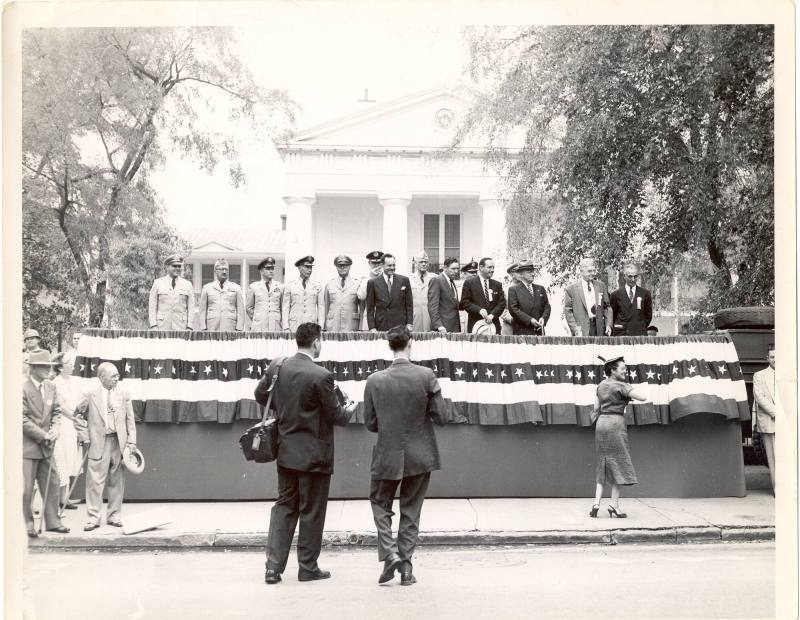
[72,329,750,426]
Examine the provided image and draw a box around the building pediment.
[289,85,480,149]
[192,241,239,253]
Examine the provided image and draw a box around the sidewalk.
[28,490,774,550]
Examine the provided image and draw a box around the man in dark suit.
[364,326,447,586]
[256,323,356,585]
[609,263,653,336]
[22,350,70,537]
[366,254,413,331]
[427,257,462,333]
[508,260,551,335]
[459,257,506,334]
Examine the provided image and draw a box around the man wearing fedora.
[198,258,246,331]
[23,350,70,537]
[364,326,447,585]
[148,254,195,331]
[459,257,506,335]
[74,362,138,530]
[282,256,325,332]
[23,328,45,377]
[357,250,385,331]
[508,261,551,335]
[247,256,284,331]
[324,255,361,331]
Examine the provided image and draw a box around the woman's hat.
[122,445,146,475]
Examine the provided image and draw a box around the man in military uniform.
[247,257,283,331]
[198,259,245,331]
[460,260,478,279]
[282,256,325,332]
[409,252,432,332]
[323,255,361,331]
[357,251,385,331]
[148,254,195,331]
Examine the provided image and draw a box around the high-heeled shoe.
[589,504,600,518]
[607,506,627,518]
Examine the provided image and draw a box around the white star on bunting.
[91,363,96,372]
[550,370,556,377]
[646,370,655,379]
[472,368,478,378]
[342,367,349,376]
[535,370,543,379]
[455,367,464,377]
[515,368,524,377]
[172,366,176,374]
[125,363,131,373]
[628,370,636,379]
[575,371,582,379]
[587,370,595,379]
[190,366,197,374]
[222,367,228,378]
[566,370,573,378]
[357,367,363,376]
[485,368,493,378]
[153,364,163,375]
[247,364,254,375]
[672,366,679,374]
[500,369,507,378]
[80,364,85,372]
[203,365,212,376]
[718,365,727,374]
[688,365,697,374]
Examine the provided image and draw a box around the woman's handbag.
[240,357,286,463]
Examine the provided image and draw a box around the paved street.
[24,543,773,619]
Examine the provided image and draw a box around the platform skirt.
[595,415,638,486]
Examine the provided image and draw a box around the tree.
[22,28,297,328]
[458,25,774,327]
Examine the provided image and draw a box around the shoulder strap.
[260,356,287,425]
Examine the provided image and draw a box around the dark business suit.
[427,273,462,332]
[365,274,413,331]
[255,353,351,575]
[364,358,446,565]
[459,276,506,334]
[609,286,653,336]
[22,378,65,531]
[508,282,551,335]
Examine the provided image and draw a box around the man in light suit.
[753,346,776,491]
[366,254,413,332]
[256,323,356,585]
[364,326,447,586]
[459,257,506,334]
[323,255,361,331]
[148,254,195,331]
[563,258,612,337]
[508,260,551,335]
[198,259,246,331]
[609,263,653,336]
[74,362,137,530]
[282,256,325,332]
[247,256,283,331]
[22,350,69,537]
[427,257,462,334]
[409,252,432,332]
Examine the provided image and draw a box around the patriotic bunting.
[73,329,750,426]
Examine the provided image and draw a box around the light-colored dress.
[595,378,638,486]
[52,374,82,484]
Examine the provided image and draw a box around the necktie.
[484,279,490,302]
[388,275,393,289]
[341,277,346,289]
[266,281,270,293]
[171,277,176,289]
[628,286,634,302]
[106,389,116,433]
[39,383,44,399]
[450,278,457,298]
[420,273,425,284]
[527,283,534,296]
[302,279,307,290]
[587,281,592,293]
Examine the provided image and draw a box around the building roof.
[181,227,285,255]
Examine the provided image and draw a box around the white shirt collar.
[30,377,42,391]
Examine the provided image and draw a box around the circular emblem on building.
[434,107,455,130]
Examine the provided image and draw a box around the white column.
[282,195,316,277]
[479,196,506,275]
[241,258,248,289]
[378,193,412,273]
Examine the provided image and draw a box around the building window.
[423,213,461,272]
[248,264,260,286]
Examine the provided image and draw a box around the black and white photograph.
[3,1,796,618]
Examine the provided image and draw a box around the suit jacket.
[508,282,551,335]
[365,274,413,331]
[563,279,612,337]
[609,286,653,336]
[427,273,461,333]
[364,358,446,480]
[74,380,137,460]
[409,271,432,331]
[148,275,195,330]
[198,280,245,331]
[752,367,775,434]
[255,353,351,475]
[459,276,506,334]
[22,378,62,459]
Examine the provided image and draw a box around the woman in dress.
[51,352,83,511]
[590,356,648,518]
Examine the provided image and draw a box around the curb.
[28,526,774,551]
